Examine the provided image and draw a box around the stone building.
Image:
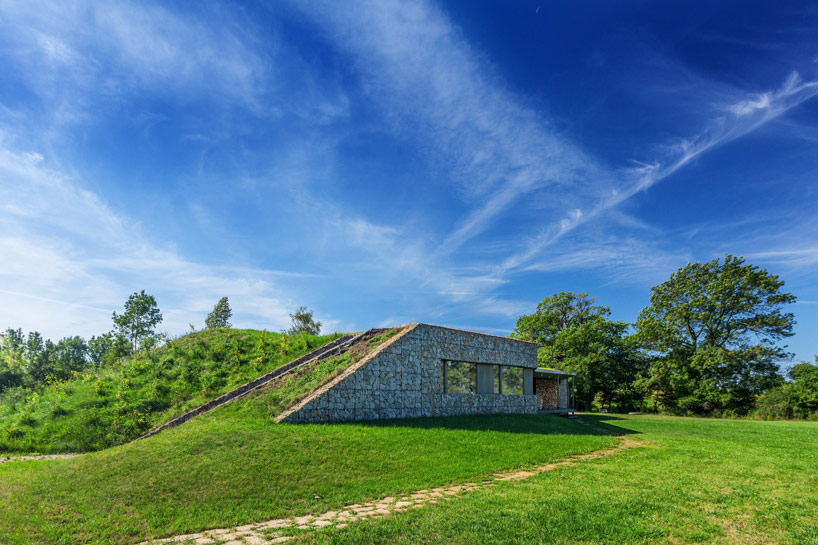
[277,323,574,424]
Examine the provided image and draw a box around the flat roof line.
[534,368,575,376]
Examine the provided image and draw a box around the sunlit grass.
[0,411,613,545]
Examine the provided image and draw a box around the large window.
[442,360,526,395]
[501,366,524,395]
[442,360,476,394]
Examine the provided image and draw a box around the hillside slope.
[0,329,342,453]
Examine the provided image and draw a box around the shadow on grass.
[576,413,641,436]
[333,413,638,437]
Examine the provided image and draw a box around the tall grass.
[0,329,341,453]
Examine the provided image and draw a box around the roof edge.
[411,323,537,345]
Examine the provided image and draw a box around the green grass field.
[0,405,612,545]
[291,415,818,545]
[2,395,817,545]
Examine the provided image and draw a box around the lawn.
[0,405,614,545]
[4,414,815,545]
[291,415,818,545]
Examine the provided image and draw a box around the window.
[494,364,501,394]
[442,360,527,395]
[442,360,476,394]
[502,366,524,395]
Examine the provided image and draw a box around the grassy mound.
[0,329,342,453]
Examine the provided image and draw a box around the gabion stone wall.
[277,324,538,423]
[558,379,569,408]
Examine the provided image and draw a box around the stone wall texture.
[558,378,569,408]
[278,324,538,423]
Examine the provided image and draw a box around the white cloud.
[291,0,602,255]
[0,140,315,340]
[288,1,818,296]
[745,248,818,267]
[498,71,818,274]
[0,1,270,110]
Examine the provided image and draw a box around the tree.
[512,292,643,411]
[756,357,818,419]
[112,290,163,351]
[88,332,131,368]
[635,255,794,414]
[288,306,321,336]
[50,336,89,381]
[512,292,609,345]
[205,297,232,329]
[0,328,26,391]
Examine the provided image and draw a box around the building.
[277,323,574,424]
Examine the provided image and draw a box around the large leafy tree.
[512,292,643,410]
[112,290,163,351]
[287,306,321,336]
[635,255,793,414]
[512,292,609,344]
[205,297,232,329]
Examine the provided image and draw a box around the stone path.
[138,428,641,545]
[0,454,79,464]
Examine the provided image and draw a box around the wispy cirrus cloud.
[0,1,270,112]
[291,0,818,294]
[1,0,816,345]
[499,70,818,274]
[291,0,604,255]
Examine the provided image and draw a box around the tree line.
[511,255,817,418]
[0,292,322,394]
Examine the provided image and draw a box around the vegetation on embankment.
[264,327,398,417]
[0,409,614,545]
[293,416,818,545]
[0,329,341,453]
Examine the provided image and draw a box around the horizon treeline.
[2,254,816,420]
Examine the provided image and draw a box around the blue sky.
[1,0,816,364]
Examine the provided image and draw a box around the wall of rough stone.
[558,378,569,408]
[279,324,538,423]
